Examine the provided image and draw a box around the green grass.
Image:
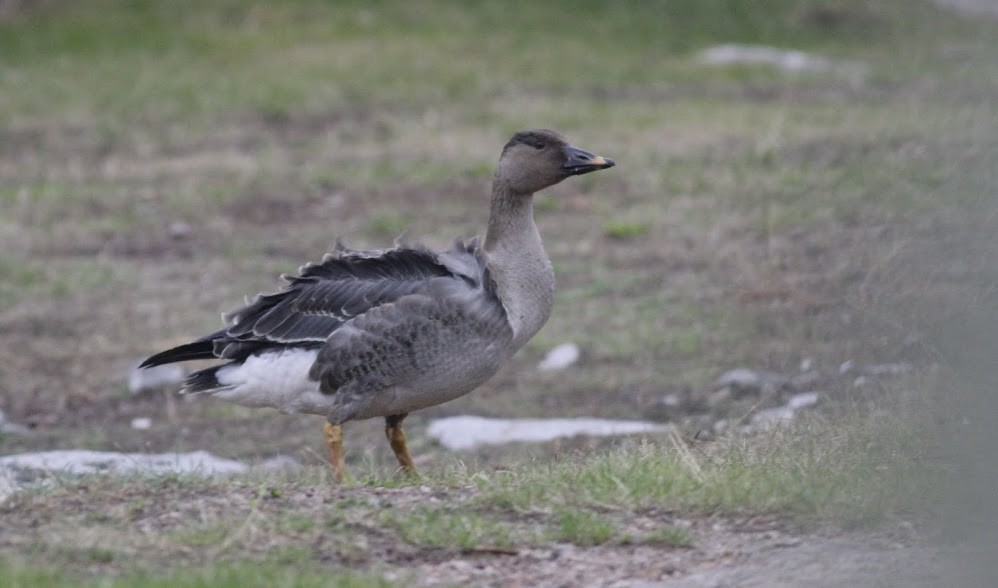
[0,562,392,588]
[0,397,943,582]
[549,508,618,546]
[603,221,649,240]
[386,508,519,550]
[366,211,410,237]
[0,0,981,138]
[475,410,936,526]
[639,524,694,548]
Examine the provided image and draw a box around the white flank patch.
[215,348,319,407]
[426,416,672,451]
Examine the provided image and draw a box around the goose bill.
[562,145,616,175]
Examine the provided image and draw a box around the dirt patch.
[410,524,941,587]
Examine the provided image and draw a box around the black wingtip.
[183,365,226,393]
[139,340,217,369]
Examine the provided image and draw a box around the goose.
[140,129,615,482]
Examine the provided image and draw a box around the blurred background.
[0,0,996,581]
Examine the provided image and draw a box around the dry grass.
[0,0,996,584]
[0,404,936,581]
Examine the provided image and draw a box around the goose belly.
[210,345,508,420]
[351,351,508,420]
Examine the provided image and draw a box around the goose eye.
[532,141,545,150]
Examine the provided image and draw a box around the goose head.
[494,129,615,196]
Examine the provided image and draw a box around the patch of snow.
[660,393,682,408]
[0,449,247,476]
[787,392,821,410]
[933,0,998,17]
[0,449,251,503]
[131,417,152,430]
[0,409,30,435]
[168,220,192,239]
[253,455,301,474]
[715,368,789,396]
[862,363,912,377]
[751,406,797,430]
[714,368,761,391]
[697,44,866,75]
[426,416,671,451]
[537,343,581,371]
[743,392,822,433]
[0,471,17,503]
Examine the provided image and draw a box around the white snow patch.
[537,343,581,371]
[131,417,153,430]
[933,0,998,17]
[0,449,250,502]
[714,367,761,390]
[861,362,912,377]
[745,392,823,433]
[697,44,866,76]
[0,409,30,434]
[426,416,672,451]
[0,449,247,476]
[787,391,821,410]
[751,406,797,427]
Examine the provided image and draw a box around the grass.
[0,0,995,584]
[603,221,649,240]
[386,508,519,550]
[0,405,938,581]
[0,562,393,588]
[474,408,935,526]
[640,525,694,548]
[549,508,618,546]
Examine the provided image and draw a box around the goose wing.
[140,240,483,367]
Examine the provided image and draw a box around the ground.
[0,473,961,587]
[1,0,997,585]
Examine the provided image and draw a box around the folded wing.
[140,241,480,368]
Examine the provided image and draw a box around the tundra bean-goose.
[140,129,615,482]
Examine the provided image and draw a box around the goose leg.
[324,422,346,483]
[385,413,417,476]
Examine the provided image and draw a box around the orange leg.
[324,422,346,484]
[385,414,418,477]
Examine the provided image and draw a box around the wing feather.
[140,240,490,367]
